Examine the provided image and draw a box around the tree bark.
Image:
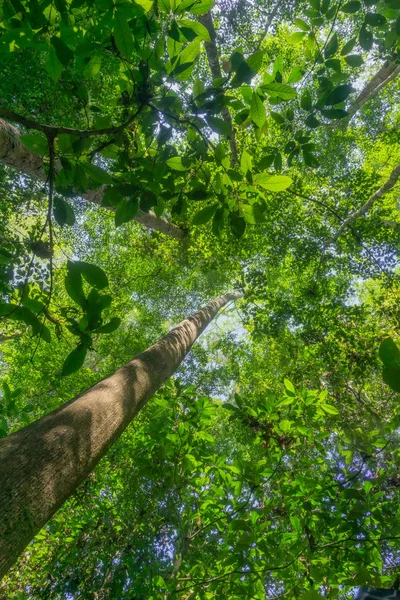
[198,12,238,166]
[0,118,186,240]
[0,291,242,579]
[348,61,400,118]
[333,163,400,240]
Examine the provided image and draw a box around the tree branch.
[348,61,400,118]
[333,163,400,241]
[0,118,186,240]
[197,12,238,167]
[0,106,142,138]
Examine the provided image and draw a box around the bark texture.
[348,61,400,118]
[198,12,238,166]
[0,118,186,240]
[0,292,242,579]
[334,163,400,240]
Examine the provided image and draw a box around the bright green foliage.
[1,0,400,595]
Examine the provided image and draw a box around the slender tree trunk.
[0,292,242,579]
[198,12,238,166]
[348,61,400,118]
[333,163,400,240]
[0,119,186,240]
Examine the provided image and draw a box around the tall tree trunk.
[0,119,186,240]
[0,292,242,579]
[198,12,238,166]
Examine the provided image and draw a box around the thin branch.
[0,106,142,138]
[333,163,400,241]
[255,1,280,51]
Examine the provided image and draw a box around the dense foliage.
[1,0,400,596]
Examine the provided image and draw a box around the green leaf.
[113,11,135,59]
[262,83,297,100]
[379,338,400,368]
[290,515,301,533]
[206,116,231,136]
[229,212,246,238]
[62,344,88,376]
[51,35,74,65]
[284,378,295,394]
[46,45,63,82]
[20,134,48,156]
[341,38,357,55]
[365,12,386,26]
[134,0,153,10]
[115,199,139,226]
[75,261,109,289]
[254,174,293,191]
[359,26,373,50]
[189,0,214,15]
[288,32,307,45]
[65,263,86,308]
[305,114,320,128]
[326,84,354,105]
[84,163,113,185]
[321,108,349,119]
[324,33,338,58]
[341,1,361,13]
[178,18,211,41]
[287,66,304,83]
[250,91,266,128]
[166,156,187,171]
[320,403,340,415]
[301,91,313,111]
[247,50,264,73]
[382,367,400,393]
[345,54,364,67]
[294,18,310,31]
[192,203,219,225]
[95,317,121,333]
[53,197,75,227]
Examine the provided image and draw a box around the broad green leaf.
[95,317,121,333]
[75,261,109,289]
[166,156,187,171]
[84,163,114,185]
[284,378,295,394]
[250,91,266,128]
[359,26,373,50]
[345,54,364,67]
[20,134,48,156]
[51,36,73,65]
[324,33,338,58]
[206,116,231,136]
[189,0,214,15]
[341,1,361,12]
[262,83,297,100]
[53,197,75,227]
[134,0,153,10]
[65,263,86,308]
[326,84,354,105]
[62,344,88,376]
[379,338,400,368]
[113,12,134,59]
[192,203,218,225]
[115,198,139,226]
[178,18,210,41]
[288,32,307,45]
[254,174,293,191]
[382,367,400,393]
[320,403,340,415]
[46,45,63,82]
[229,212,246,238]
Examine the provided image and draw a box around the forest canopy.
[0,0,400,597]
